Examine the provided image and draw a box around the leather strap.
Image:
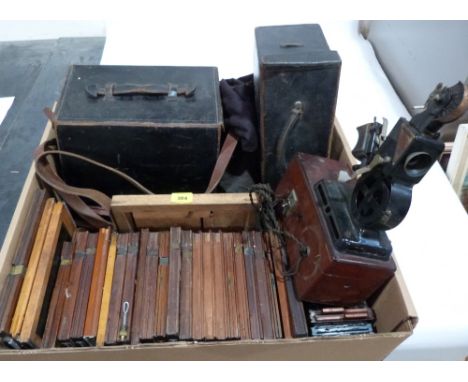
[35,141,113,228]
[205,132,238,193]
[34,140,153,229]
[37,114,236,224]
[44,104,237,196]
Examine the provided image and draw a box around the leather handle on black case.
[275,101,304,172]
[85,83,196,99]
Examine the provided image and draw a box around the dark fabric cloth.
[217,74,261,191]
[219,74,258,152]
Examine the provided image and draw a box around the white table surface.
[101,18,468,360]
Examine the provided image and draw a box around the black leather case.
[54,65,223,195]
[255,24,341,187]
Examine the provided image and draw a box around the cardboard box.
[0,120,417,360]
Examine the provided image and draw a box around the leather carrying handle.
[275,101,304,172]
[85,83,196,99]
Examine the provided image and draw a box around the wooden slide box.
[0,119,418,360]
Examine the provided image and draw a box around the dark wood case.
[54,65,223,195]
[276,153,396,305]
[255,24,341,187]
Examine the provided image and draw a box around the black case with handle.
[54,65,223,195]
[255,24,341,188]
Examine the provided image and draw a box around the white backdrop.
[0,20,105,41]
